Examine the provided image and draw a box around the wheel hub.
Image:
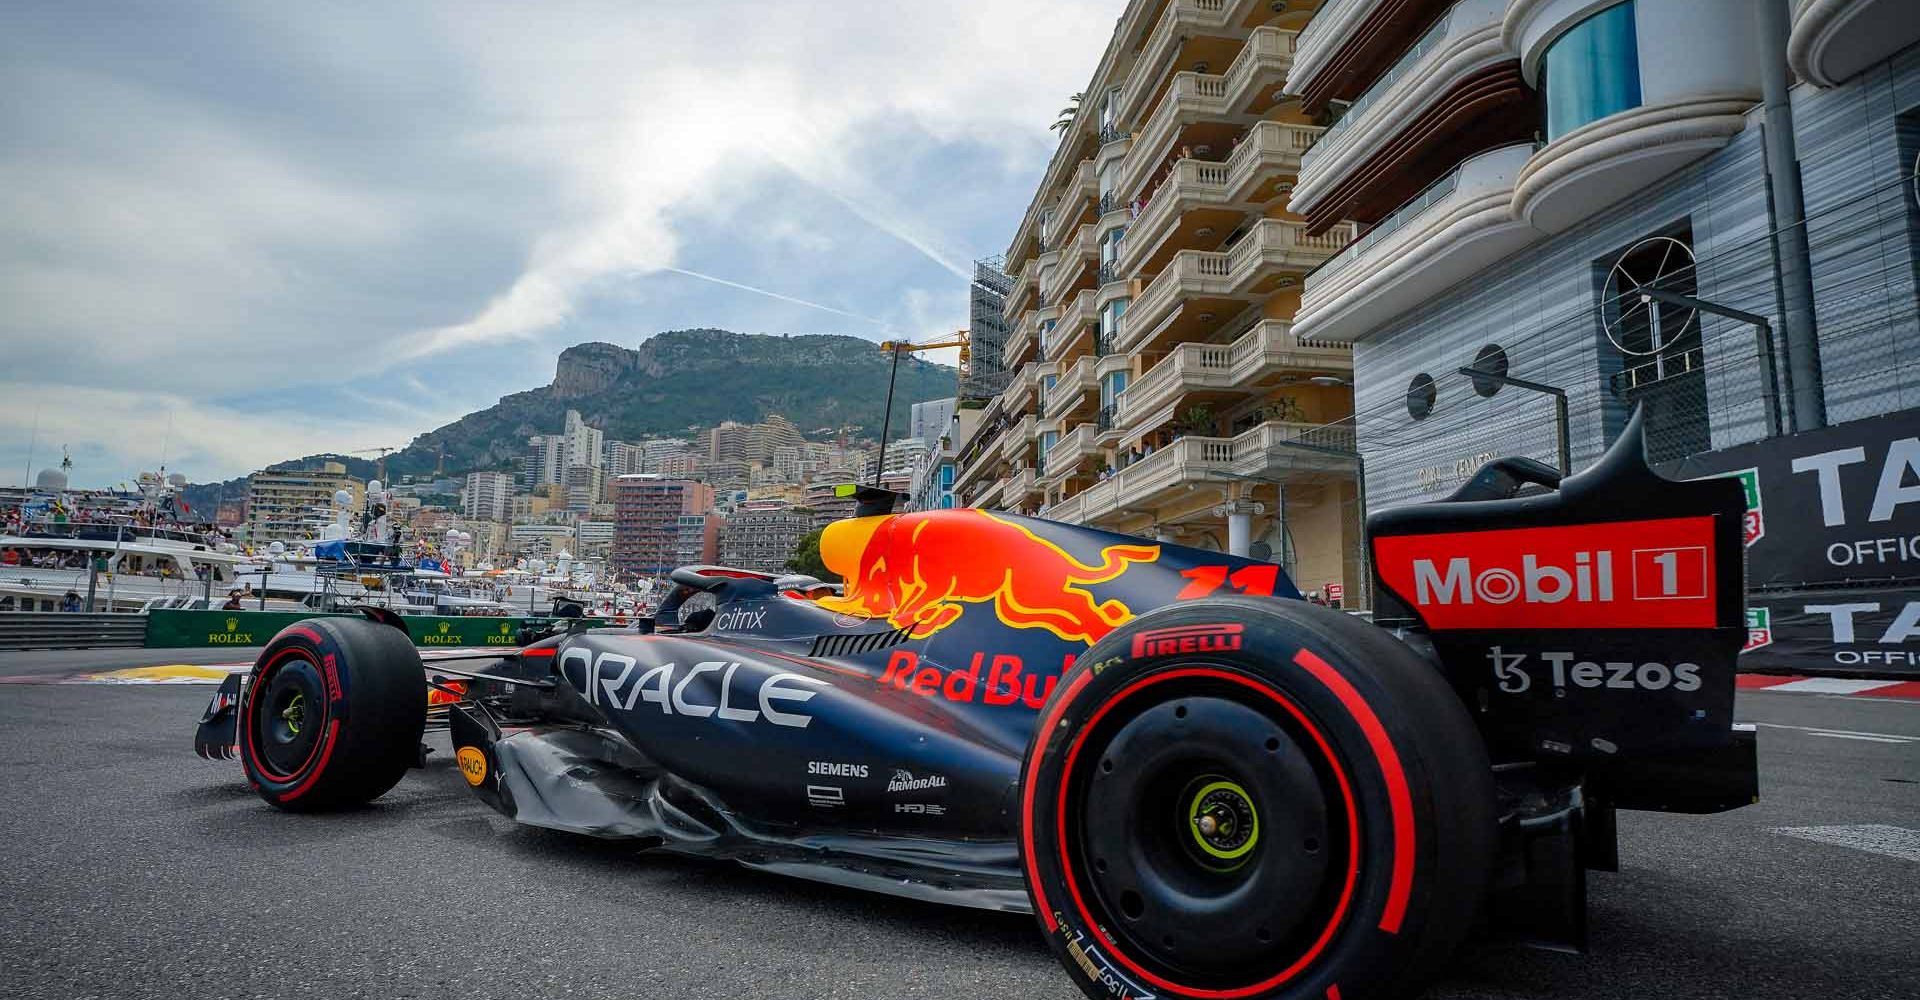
[1187,779,1258,861]
[1072,688,1347,983]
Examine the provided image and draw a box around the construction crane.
[346,446,399,484]
[873,330,969,488]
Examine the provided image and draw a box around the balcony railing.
[1311,167,1461,284]
[1299,0,1488,174]
[1117,27,1298,200]
[1063,420,1360,526]
[1120,219,1353,353]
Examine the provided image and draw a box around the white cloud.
[0,0,1120,482]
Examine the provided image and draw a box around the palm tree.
[1050,92,1086,135]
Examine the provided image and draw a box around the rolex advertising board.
[146,611,609,649]
[1662,408,1920,677]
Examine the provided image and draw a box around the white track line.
[1772,825,1920,863]
[1761,677,1906,695]
[1752,722,1920,743]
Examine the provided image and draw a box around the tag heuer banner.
[1662,408,1920,678]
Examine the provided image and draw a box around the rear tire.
[239,616,425,812]
[1022,597,1495,1000]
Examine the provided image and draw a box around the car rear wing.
[1367,412,1756,814]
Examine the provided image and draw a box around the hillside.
[182,329,957,510]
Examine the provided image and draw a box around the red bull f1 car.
[192,415,1757,1000]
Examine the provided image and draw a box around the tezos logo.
[887,769,946,792]
[1488,645,1701,694]
[561,648,827,728]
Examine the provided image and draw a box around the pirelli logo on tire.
[1373,516,1718,630]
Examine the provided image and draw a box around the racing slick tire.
[1022,597,1495,1000]
[238,616,426,812]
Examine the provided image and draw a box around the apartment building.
[244,462,364,543]
[611,475,715,578]
[718,510,813,574]
[1283,0,1920,508]
[460,471,514,523]
[954,0,1365,599]
[910,403,981,511]
[674,513,720,567]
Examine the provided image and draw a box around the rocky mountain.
[182,329,958,510]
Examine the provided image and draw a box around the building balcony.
[1003,464,1039,509]
[1289,0,1456,112]
[1118,219,1354,356]
[1048,289,1097,362]
[1041,225,1100,307]
[1114,320,1350,432]
[1001,311,1038,370]
[1292,0,1517,226]
[1003,360,1058,418]
[1043,356,1099,422]
[1040,423,1097,484]
[996,414,1038,464]
[1511,95,1753,235]
[1296,143,1538,343]
[1042,160,1099,251]
[1114,28,1298,201]
[1114,0,1265,129]
[1064,421,1360,527]
[1789,0,1920,87]
[1119,121,1323,276]
[1005,250,1057,323]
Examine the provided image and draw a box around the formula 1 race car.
[192,414,1757,1000]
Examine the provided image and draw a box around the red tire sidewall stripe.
[243,624,339,798]
[1024,669,1092,931]
[1045,666,1362,1000]
[243,647,328,784]
[1291,648,1416,934]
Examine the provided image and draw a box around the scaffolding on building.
[962,256,1014,403]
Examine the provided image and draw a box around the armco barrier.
[0,612,148,651]
[145,610,609,649]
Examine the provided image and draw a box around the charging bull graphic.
[816,510,1160,645]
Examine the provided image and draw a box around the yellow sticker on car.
[456,746,488,787]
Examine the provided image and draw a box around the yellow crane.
[878,329,970,384]
[872,330,969,488]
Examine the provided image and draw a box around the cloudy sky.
[1,0,1118,487]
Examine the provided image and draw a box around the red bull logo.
[816,510,1159,645]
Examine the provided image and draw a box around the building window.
[1101,298,1129,339]
[1406,373,1437,420]
[1101,227,1126,268]
[1602,227,1708,463]
[1469,344,1509,397]
[1542,2,1641,141]
[1101,371,1128,406]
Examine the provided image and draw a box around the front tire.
[239,616,426,812]
[1022,597,1495,1000]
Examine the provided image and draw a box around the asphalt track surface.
[0,665,1913,999]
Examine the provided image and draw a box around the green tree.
[785,527,838,582]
